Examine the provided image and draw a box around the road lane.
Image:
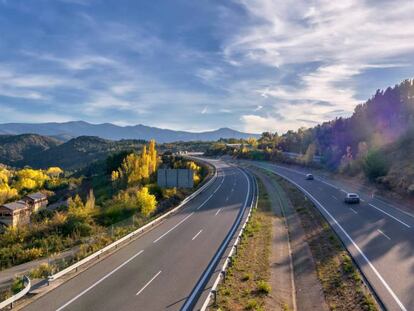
[23,159,252,311]
[247,160,414,311]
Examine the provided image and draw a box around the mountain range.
[0,121,258,143]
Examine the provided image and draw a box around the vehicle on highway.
[305,173,314,180]
[344,193,360,204]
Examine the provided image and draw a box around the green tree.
[363,150,389,181]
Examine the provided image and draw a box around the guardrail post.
[221,270,226,283]
[212,290,217,305]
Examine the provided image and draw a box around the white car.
[344,193,360,204]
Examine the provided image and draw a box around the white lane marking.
[215,208,222,216]
[360,198,365,202]
[332,195,338,201]
[154,173,226,243]
[368,203,411,228]
[153,212,194,243]
[377,229,391,241]
[136,270,162,296]
[192,229,203,241]
[318,178,340,190]
[197,175,225,210]
[340,189,347,194]
[262,168,408,311]
[350,208,358,214]
[182,166,251,310]
[56,250,144,311]
[225,196,229,202]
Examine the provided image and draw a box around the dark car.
[305,173,314,180]
[344,193,360,204]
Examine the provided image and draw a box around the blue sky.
[0,0,413,133]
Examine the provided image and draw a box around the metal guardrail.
[48,164,218,283]
[198,168,259,311]
[0,276,31,310]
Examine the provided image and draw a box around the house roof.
[1,201,28,211]
[25,192,47,201]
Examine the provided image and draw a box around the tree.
[136,187,157,217]
[46,167,63,177]
[148,140,158,174]
[363,150,389,181]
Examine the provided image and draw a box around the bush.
[256,280,271,295]
[246,299,260,310]
[29,263,53,279]
[11,277,25,294]
[363,150,389,181]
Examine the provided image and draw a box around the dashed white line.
[153,213,194,243]
[377,229,391,241]
[192,229,203,241]
[197,176,225,210]
[262,168,408,311]
[136,270,162,296]
[350,208,358,214]
[215,208,222,216]
[332,195,338,201]
[368,203,411,228]
[56,250,144,311]
[154,174,226,243]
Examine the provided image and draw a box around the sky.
[0,0,413,133]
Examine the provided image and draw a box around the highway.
[246,160,414,311]
[22,159,254,311]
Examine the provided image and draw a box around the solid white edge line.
[368,203,411,228]
[270,162,413,227]
[136,270,162,296]
[192,230,203,241]
[264,168,408,311]
[56,250,144,311]
[183,166,251,310]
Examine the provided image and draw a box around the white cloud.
[224,0,414,132]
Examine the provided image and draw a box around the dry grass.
[212,179,273,311]
[274,175,378,311]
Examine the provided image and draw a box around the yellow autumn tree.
[111,141,159,187]
[148,140,158,174]
[136,187,157,217]
[46,167,63,177]
[0,183,18,204]
[14,168,49,191]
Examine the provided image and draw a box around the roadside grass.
[213,179,272,311]
[272,174,378,311]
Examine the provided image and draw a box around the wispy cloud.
[227,0,414,132]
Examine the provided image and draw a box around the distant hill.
[16,136,147,171]
[0,134,61,164]
[0,121,258,142]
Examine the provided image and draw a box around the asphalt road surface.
[247,160,414,311]
[22,159,253,311]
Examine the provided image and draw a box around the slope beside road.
[21,159,253,311]
[245,160,414,311]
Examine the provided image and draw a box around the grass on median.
[272,173,378,311]
[212,179,272,311]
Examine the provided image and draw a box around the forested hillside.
[209,79,414,196]
[0,134,61,164]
